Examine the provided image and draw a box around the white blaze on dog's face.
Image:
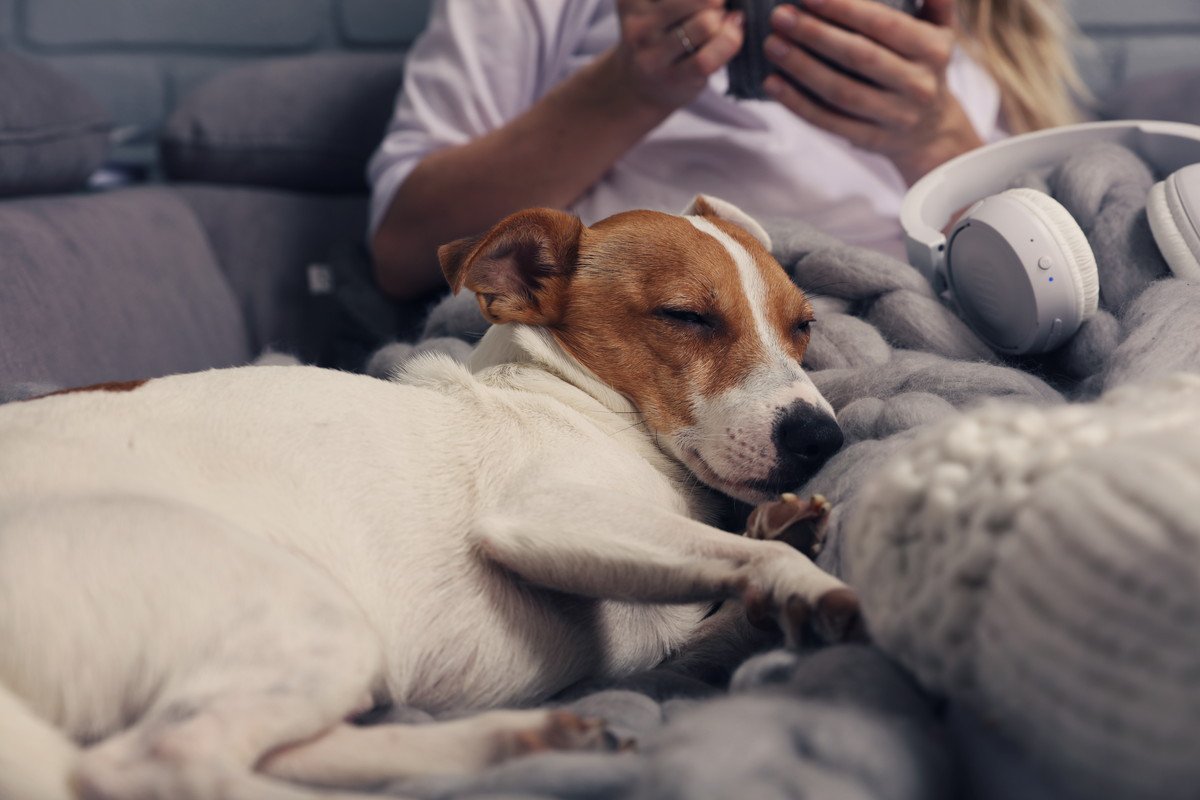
[438,195,843,503]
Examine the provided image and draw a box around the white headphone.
[901,120,1200,355]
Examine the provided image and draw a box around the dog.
[0,195,854,800]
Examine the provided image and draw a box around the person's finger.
[651,0,725,30]
[762,73,883,150]
[618,0,719,49]
[777,8,934,98]
[763,34,917,128]
[648,7,730,68]
[675,11,744,76]
[919,0,957,29]
[782,0,953,66]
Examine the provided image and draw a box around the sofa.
[0,50,426,395]
[3,44,1199,395]
[4,34,1200,800]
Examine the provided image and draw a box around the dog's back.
[0,359,702,730]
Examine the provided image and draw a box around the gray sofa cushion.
[176,185,371,359]
[0,53,112,197]
[161,53,406,193]
[0,187,252,388]
[1100,67,1200,125]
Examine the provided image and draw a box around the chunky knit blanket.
[8,142,1193,798]
[365,142,1200,800]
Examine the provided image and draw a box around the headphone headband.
[901,120,1200,285]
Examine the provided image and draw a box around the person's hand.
[761,0,984,184]
[611,0,745,112]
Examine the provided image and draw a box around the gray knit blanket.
[365,142,1200,800]
[7,143,1194,799]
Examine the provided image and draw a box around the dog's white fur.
[0,197,850,800]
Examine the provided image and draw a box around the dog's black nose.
[775,403,844,474]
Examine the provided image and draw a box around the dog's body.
[0,197,852,800]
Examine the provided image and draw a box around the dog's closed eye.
[656,308,718,332]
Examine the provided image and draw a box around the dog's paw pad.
[813,587,867,643]
[510,711,626,757]
[745,493,832,558]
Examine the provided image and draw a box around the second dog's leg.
[472,485,859,644]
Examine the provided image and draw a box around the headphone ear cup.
[1003,188,1100,320]
[946,188,1099,354]
[1147,165,1200,282]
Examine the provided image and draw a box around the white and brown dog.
[0,196,854,800]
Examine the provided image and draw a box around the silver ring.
[674,25,696,57]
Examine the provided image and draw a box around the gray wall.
[0,0,1197,160]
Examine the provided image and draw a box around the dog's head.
[439,195,842,503]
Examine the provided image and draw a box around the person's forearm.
[371,50,675,300]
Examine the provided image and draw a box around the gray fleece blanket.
[363,142,1200,800]
[7,143,1193,799]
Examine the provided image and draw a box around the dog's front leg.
[660,494,839,682]
[474,485,859,645]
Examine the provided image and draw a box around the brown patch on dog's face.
[705,214,815,367]
[548,210,813,438]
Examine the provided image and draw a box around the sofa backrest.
[0,0,434,173]
[0,187,253,389]
[3,0,1198,173]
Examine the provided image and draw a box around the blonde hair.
[956,0,1090,133]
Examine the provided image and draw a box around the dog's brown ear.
[437,234,485,294]
[437,208,584,326]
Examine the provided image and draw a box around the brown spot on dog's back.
[36,379,149,399]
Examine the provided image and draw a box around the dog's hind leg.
[72,609,392,800]
[72,578,390,800]
[16,499,391,800]
[258,708,616,790]
[72,601,391,800]
[0,680,81,800]
[472,484,861,645]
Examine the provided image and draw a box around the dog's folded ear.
[682,194,773,253]
[438,208,585,326]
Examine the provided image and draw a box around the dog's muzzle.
[761,402,844,490]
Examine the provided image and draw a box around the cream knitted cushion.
[844,372,1200,800]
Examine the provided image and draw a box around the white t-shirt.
[368,0,1003,258]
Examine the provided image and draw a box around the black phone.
[725,0,923,100]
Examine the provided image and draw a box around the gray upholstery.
[162,54,407,193]
[0,188,252,387]
[177,185,370,358]
[1100,67,1200,125]
[0,53,112,197]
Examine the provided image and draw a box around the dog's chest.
[375,572,707,712]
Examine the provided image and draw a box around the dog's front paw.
[745,493,831,559]
[737,544,866,647]
[498,710,631,761]
[743,582,865,647]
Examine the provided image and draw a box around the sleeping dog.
[0,196,854,800]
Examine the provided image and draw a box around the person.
[368,0,1085,299]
